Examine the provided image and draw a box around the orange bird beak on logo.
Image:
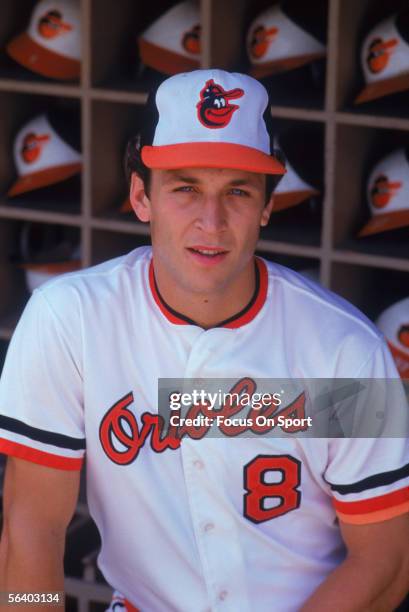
[38,10,73,39]
[21,133,50,164]
[182,24,201,55]
[251,25,279,59]
[371,175,402,209]
[398,325,409,348]
[367,37,398,74]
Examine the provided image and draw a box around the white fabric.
[141,0,200,57]
[247,5,325,65]
[376,297,409,357]
[27,0,81,60]
[0,246,408,612]
[13,114,82,176]
[361,14,409,85]
[152,69,270,152]
[366,148,409,216]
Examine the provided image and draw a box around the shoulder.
[36,246,152,311]
[261,258,384,374]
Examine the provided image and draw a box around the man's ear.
[129,173,151,223]
[260,194,274,227]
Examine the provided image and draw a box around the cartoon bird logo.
[38,10,73,39]
[196,79,244,129]
[250,25,279,59]
[370,174,402,209]
[182,24,201,54]
[367,37,398,74]
[398,324,409,349]
[21,133,50,164]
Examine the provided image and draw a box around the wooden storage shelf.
[331,250,409,273]
[0,205,83,226]
[336,112,409,132]
[0,79,82,98]
[91,217,150,237]
[0,0,407,336]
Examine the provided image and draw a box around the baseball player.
[0,69,409,612]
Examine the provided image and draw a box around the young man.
[0,69,408,612]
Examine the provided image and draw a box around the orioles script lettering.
[99,377,307,465]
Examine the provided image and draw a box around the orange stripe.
[124,600,139,612]
[0,438,83,471]
[224,258,267,329]
[333,487,409,515]
[142,142,286,176]
[337,501,409,525]
[149,260,189,325]
[149,257,268,328]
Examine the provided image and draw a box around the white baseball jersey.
[0,246,408,612]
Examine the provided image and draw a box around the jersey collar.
[148,257,268,329]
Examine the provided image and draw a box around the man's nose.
[195,194,227,233]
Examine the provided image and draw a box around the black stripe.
[153,260,260,329]
[0,415,86,451]
[327,462,409,495]
[215,261,260,328]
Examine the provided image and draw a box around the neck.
[152,258,258,329]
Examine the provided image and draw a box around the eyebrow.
[163,173,262,188]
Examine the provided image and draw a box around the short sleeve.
[323,340,409,524]
[0,288,85,470]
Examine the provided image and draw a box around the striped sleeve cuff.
[333,487,409,525]
[0,438,84,471]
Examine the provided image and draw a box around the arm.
[0,457,80,610]
[301,513,409,612]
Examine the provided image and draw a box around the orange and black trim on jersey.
[0,415,85,470]
[328,462,409,524]
[149,256,268,328]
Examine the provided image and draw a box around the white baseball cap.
[141,69,286,175]
[138,1,201,76]
[7,113,82,198]
[358,148,409,237]
[273,135,319,212]
[247,3,326,78]
[19,222,81,292]
[376,298,409,378]
[6,0,81,81]
[355,10,409,104]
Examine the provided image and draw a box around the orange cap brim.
[354,73,409,104]
[138,38,200,76]
[142,143,286,175]
[6,32,80,81]
[21,260,82,274]
[273,189,320,212]
[387,341,409,378]
[358,209,409,237]
[7,162,82,197]
[250,52,326,79]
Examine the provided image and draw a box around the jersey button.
[193,459,204,469]
[218,590,228,601]
[203,522,214,532]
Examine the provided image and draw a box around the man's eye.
[175,186,195,192]
[229,188,248,196]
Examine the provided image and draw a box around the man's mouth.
[187,247,228,257]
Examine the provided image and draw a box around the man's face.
[131,167,273,297]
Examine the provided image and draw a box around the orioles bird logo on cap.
[182,24,201,55]
[367,37,398,74]
[196,79,244,129]
[398,324,409,348]
[21,132,50,164]
[38,10,73,39]
[250,25,279,59]
[370,174,402,208]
